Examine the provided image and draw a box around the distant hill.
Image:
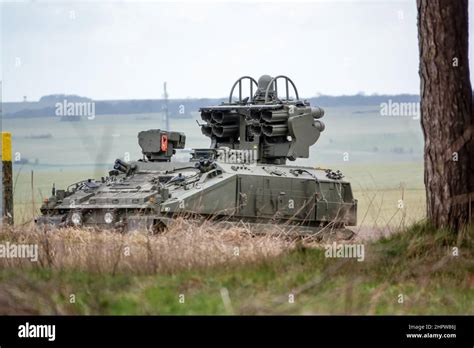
[2,93,420,119]
[38,94,92,104]
[311,93,419,107]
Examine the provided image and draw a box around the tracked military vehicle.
[37,75,357,237]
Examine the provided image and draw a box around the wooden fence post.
[2,132,13,225]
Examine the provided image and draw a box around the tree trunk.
[417,0,474,231]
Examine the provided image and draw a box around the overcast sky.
[2,0,474,101]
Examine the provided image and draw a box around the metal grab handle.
[228,76,258,103]
[264,75,300,103]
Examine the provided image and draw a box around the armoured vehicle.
[37,75,357,238]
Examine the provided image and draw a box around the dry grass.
[0,220,296,314]
[0,219,295,275]
[0,221,471,315]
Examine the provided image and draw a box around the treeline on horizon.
[2,93,420,118]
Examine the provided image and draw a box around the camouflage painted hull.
[37,160,357,237]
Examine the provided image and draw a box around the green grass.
[1,223,472,315]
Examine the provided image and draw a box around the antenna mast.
[163,82,170,131]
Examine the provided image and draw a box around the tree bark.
[417,0,474,231]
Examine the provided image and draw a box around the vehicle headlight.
[104,212,114,224]
[71,212,82,226]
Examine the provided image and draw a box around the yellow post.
[2,132,12,161]
[1,132,13,225]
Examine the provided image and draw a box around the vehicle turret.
[199,75,325,164]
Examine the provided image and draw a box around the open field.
[0,222,472,315]
[2,105,424,166]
